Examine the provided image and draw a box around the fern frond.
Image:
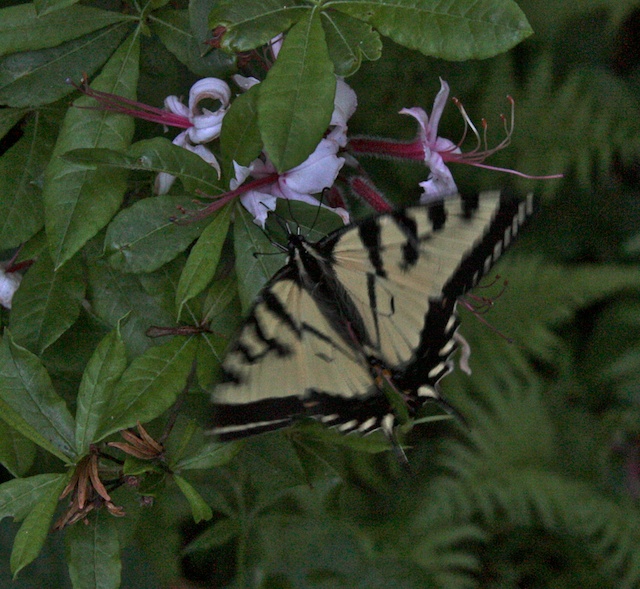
[465,253,640,370]
[512,58,640,188]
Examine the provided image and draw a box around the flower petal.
[188,78,231,116]
[233,75,260,91]
[426,78,450,144]
[0,269,21,309]
[277,139,344,200]
[330,78,357,146]
[419,152,458,203]
[164,95,190,118]
[240,191,277,227]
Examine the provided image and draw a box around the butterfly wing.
[211,272,389,438]
[324,192,530,366]
[209,191,534,439]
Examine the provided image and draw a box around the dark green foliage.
[0,0,639,588]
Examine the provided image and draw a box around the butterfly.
[208,191,534,440]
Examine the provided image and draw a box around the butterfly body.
[209,191,534,440]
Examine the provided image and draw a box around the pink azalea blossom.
[0,265,21,309]
[399,79,462,201]
[233,137,350,227]
[349,77,562,205]
[156,78,231,194]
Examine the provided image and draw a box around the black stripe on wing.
[211,389,397,441]
[399,192,534,393]
[442,192,533,303]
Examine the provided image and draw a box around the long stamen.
[68,77,192,129]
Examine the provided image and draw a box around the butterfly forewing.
[326,192,505,367]
[215,277,374,405]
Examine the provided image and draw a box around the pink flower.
[234,137,349,227]
[156,78,231,194]
[349,77,562,204]
[400,79,462,201]
[0,265,21,309]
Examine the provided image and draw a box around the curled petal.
[269,34,284,59]
[187,110,226,143]
[188,144,221,178]
[230,161,254,190]
[419,152,458,203]
[164,95,190,118]
[165,78,231,144]
[233,75,260,91]
[240,191,277,228]
[426,78,450,144]
[330,78,357,147]
[0,268,21,309]
[188,78,231,117]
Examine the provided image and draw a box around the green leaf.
[258,10,336,171]
[0,473,65,521]
[64,138,224,195]
[209,0,308,52]
[201,274,239,326]
[175,440,241,471]
[0,4,131,58]
[96,336,198,440]
[0,420,36,477]
[321,10,382,76]
[219,83,263,180]
[0,332,76,461]
[75,327,127,455]
[10,250,85,355]
[0,23,131,108]
[174,474,213,523]
[9,472,70,577]
[0,108,27,143]
[34,0,85,16]
[176,204,232,318]
[87,259,175,358]
[241,435,309,492]
[233,203,286,312]
[104,195,211,274]
[42,30,139,268]
[0,112,55,249]
[151,8,236,78]
[184,517,239,553]
[66,509,121,589]
[330,0,533,60]
[128,138,223,194]
[196,330,228,388]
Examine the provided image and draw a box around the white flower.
[328,78,358,147]
[400,79,461,202]
[0,268,21,309]
[156,78,230,194]
[234,138,349,228]
[164,78,231,144]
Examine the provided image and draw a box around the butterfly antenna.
[305,187,329,238]
[250,204,290,259]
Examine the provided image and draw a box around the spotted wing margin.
[399,191,535,391]
[320,191,528,371]
[209,275,392,439]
